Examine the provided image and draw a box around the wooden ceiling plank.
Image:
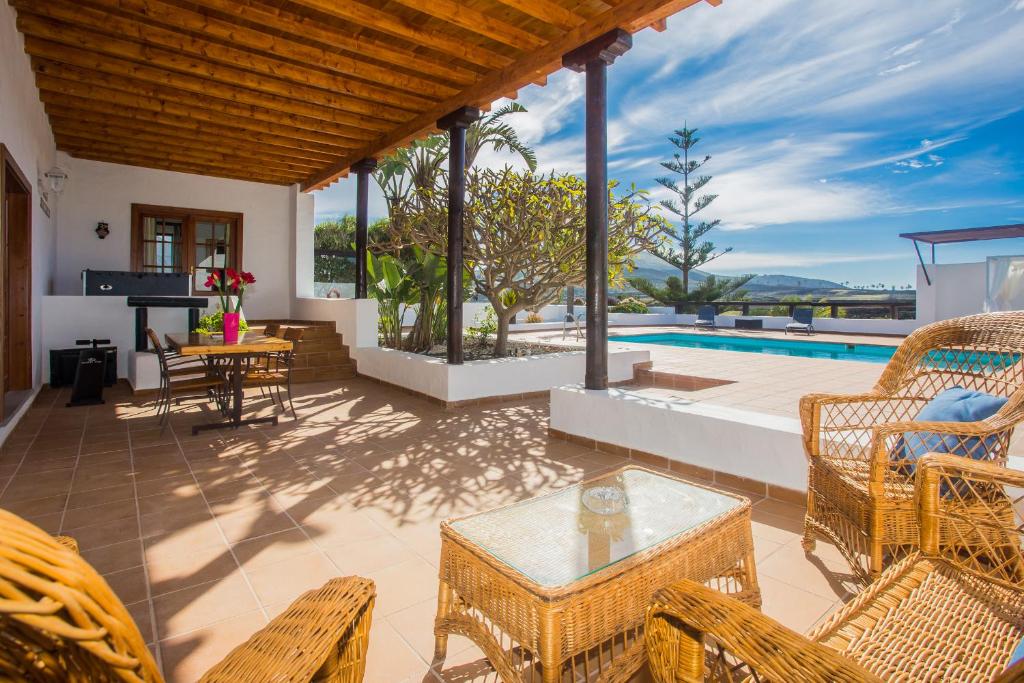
[14,0,445,110]
[302,0,705,190]
[42,100,347,161]
[62,149,294,185]
[17,16,420,121]
[26,44,400,132]
[181,0,480,86]
[46,111,331,168]
[491,0,585,30]
[53,130,318,176]
[54,133,307,179]
[34,69,375,145]
[283,0,514,70]
[71,0,459,99]
[385,0,549,49]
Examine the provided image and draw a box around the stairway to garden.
[250,320,357,383]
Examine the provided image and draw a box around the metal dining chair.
[245,326,303,417]
[145,328,227,426]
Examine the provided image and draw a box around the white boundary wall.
[358,347,650,403]
[550,385,807,491]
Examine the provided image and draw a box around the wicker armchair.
[645,453,1024,682]
[0,508,375,682]
[801,311,1024,581]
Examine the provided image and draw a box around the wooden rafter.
[302,0,706,190]
[7,0,707,187]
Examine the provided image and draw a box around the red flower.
[204,272,220,288]
[240,271,255,285]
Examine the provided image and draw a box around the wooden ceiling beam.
[491,0,585,30]
[67,0,459,100]
[385,0,549,50]
[54,133,307,180]
[181,0,480,86]
[41,98,350,161]
[303,0,706,190]
[33,69,374,145]
[17,17,419,122]
[283,0,514,70]
[46,111,332,168]
[62,149,294,185]
[27,45,399,132]
[14,0,445,109]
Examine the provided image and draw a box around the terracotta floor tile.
[105,564,151,605]
[62,497,138,531]
[158,609,267,682]
[364,619,435,683]
[81,539,144,576]
[214,507,297,543]
[1,494,68,518]
[66,515,141,551]
[231,528,320,570]
[66,481,135,509]
[757,574,838,634]
[244,551,338,607]
[366,557,439,616]
[323,534,418,576]
[152,573,259,640]
[147,541,239,597]
[386,597,475,664]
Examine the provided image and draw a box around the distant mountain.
[620,253,913,300]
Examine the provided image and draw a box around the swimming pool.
[610,332,898,364]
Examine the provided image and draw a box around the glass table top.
[448,467,744,587]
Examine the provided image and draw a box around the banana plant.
[367,251,415,349]
[404,246,446,352]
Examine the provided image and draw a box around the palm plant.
[465,102,537,172]
[375,137,449,212]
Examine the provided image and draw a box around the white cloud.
[710,250,904,273]
[879,60,920,76]
[889,39,924,57]
[646,133,884,231]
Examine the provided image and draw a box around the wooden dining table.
[165,332,293,435]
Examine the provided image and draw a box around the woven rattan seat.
[0,508,375,682]
[801,312,1024,581]
[645,454,1024,682]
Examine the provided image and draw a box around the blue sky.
[314,0,1024,288]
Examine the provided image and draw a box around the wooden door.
[1,144,33,422]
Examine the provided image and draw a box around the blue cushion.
[899,387,1007,468]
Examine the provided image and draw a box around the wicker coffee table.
[433,466,760,683]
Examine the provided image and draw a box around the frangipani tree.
[389,168,663,356]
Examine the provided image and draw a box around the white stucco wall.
[53,154,298,319]
[0,2,59,442]
[356,347,650,403]
[915,262,987,324]
[550,386,807,491]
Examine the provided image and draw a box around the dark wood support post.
[564,29,631,391]
[437,106,482,365]
[352,158,377,299]
[566,286,574,316]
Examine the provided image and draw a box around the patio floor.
[0,378,860,682]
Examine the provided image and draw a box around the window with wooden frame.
[130,204,243,296]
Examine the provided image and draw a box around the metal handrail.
[672,299,916,320]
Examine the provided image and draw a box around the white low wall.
[550,385,807,492]
[673,313,919,336]
[41,295,217,380]
[357,347,650,403]
[291,297,378,350]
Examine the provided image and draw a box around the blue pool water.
[611,332,899,364]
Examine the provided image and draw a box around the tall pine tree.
[651,126,730,292]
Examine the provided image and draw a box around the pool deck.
[512,325,1024,456]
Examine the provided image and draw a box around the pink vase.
[223,312,240,344]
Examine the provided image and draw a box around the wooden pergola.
[11,0,714,384]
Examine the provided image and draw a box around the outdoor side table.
[433,466,760,683]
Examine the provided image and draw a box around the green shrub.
[193,310,249,334]
[610,297,648,314]
[525,311,544,324]
[468,307,497,344]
